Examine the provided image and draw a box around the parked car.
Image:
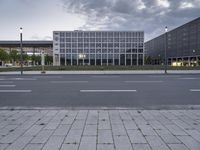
[5,63,13,67]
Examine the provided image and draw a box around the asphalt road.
[0,74,200,108]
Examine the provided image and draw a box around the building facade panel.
[53,31,144,66]
[145,17,200,66]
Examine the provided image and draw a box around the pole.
[20,27,23,75]
[164,26,168,74]
[41,50,46,74]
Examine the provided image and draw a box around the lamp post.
[164,26,168,74]
[20,27,23,75]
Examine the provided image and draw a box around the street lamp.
[20,27,23,75]
[164,26,168,74]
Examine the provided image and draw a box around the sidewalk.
[0,70,200,75]
[0,109,200,150]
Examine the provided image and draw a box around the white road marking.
[0,85,16,87]
[125,81,163,83]
[10,78,37,81]
[179,78,197,80]
[91,76,120,78]
[0,90,32,93]
[80,90,137,93]
[33,76,63,78]
[0,81,13,83]
[190,89,200,92]
[51,81,88,83]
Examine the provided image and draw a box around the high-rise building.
[53,31,144,66]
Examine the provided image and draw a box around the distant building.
[0,41,53,56]
[145,17,200,66]
[53,31,144,66]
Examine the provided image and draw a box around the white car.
[5,63,13,67]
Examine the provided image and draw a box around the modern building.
[53,31,144,66]
[0,41,53,56]
[145,17,200,66]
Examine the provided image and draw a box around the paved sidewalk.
[0,109,200,150]
[0,70,200,75]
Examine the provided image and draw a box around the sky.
[0,0,199,41]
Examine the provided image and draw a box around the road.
[0,74,200,108]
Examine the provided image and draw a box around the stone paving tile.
[123,120,138,130]
[132,144,151,150]
[53,125,70,136]
[30,130,53,144]
[0,129,26,144]
[98,130,113,144]
[60,144,79,150]
[146,135,170,150]
[97,144,114,150]
[83,124,97,136]
[5,136,33,150]
[0,109,200,150]
[98,120,111,130]
[164,124,188,136]
[185,129,200,143]
[156,129,181,144]
[79,136,96,150]
[168,144,189,150]
[23,144,43,150]
[0,144,8,150]
[23,125,43,136]
[177,135,200,150]
[42,136,65,150]
[111,124,127,136]
[64,129,82,144]
[113,135,133,150]
[127,130,147,144]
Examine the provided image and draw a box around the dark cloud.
[61,0,200,41]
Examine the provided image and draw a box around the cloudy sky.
[0,0,199,41]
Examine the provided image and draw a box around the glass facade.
[53,31,144,66]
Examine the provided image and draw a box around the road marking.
[125,81,163,83]
[190,89,200,92]
[10,78,37,81]
[0,90,32,93]
[0,85,16,87]
[50,81,88,83]
[0,81,13,83]
[34,76,63,78]
[91,76,120,78]
[80,90,137,93]
[179,78,197,80]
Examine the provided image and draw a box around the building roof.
[0,40,53,48]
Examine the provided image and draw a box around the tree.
[9,50,19,65]
[45,55,53,65]
[144,56,152,65]
[0,49,9,66]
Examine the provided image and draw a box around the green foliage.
[9,50,19,61]
[0,49,9,61]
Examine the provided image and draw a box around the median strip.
[0,90,32,93]
[80,90,137,93]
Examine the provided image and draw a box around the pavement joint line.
[0,90,32,93]
[50,81,89,83]
[0,85,16,87]
[125,81,163,83]
[190,89,200,92]
[80,90,137,93]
